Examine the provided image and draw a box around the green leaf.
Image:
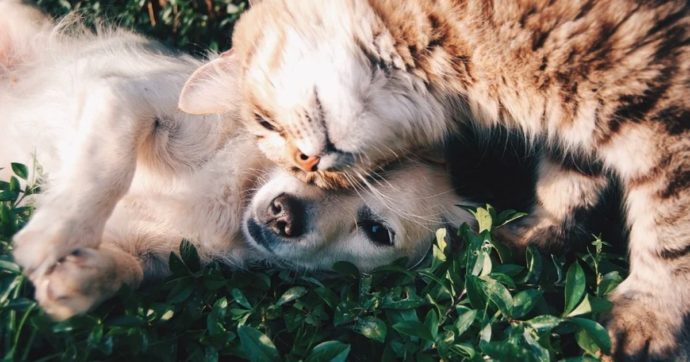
[0,191,18,202]
[168,252,188,275]
[451,343,477,358]
[473,206,493,232]
[569,317,611,354]
[354,316,387,343]
[432,228,447,268]
[495,209,527,227]
[423,309,439,340]
[453,308,477,336]
[166,279,193,303]
[479,321,492,343]
[563,261,586,316]
[575,328,600,355]
[493,264,524,276]
[231,288,252,309]
[179,239,201,272]
[567,294,593,317]
[237,326,281,362]
[11,163,28,180]
[331,261,359,278]
[276,286,307,306]
[305,341,351,362]
[207,298,229,336]
[589,295,614,314]
[333,302,356,326]
[512,289,542,319]
[107,315,145,327]
[465,276,487,309]
[482,276,513,316]
[523,246,543,284]
[0,259,21,273]
[527,315,562,334]
[393,320,434,342]
[9,176,19,193]
[522,327,550,362]
[598,271,623,296]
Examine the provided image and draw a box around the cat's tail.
[0,0,52,73]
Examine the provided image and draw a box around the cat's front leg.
[603,146,690,361]
[32,244,143,320]
[13,79,155,278]
[494,156,610,253]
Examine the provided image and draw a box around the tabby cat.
[179,0,690,359]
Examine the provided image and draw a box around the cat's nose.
[262,193,305,238]
[293,150,320,172]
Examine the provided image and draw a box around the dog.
[0,2,471,320]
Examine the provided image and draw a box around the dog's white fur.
[1,3,471,320]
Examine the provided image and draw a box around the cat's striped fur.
[180,0,690,359]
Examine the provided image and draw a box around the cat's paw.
[493,214,590,254]
[493,219,566,252]
[32,248,122,320]
[607,293,689,361]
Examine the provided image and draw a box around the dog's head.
[242,160,472,271]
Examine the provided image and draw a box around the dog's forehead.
[357,163,448,221]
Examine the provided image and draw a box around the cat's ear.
[179,51,240,115]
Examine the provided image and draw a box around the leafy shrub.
[35,0,248,55]
[0,163,628,361]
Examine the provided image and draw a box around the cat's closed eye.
[255,113,277,132]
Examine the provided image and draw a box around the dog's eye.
[359,220,394,246]
[255,113,277,131]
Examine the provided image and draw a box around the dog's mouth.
[245,217,279,253]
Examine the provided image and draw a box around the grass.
[35,0,249,55]
[0,163,628,361]
[1,2,629,360]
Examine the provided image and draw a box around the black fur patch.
[652,106,690,135]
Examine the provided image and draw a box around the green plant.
[0,162,628,361]
[35,0,248,54]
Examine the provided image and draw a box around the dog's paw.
[12,212,102,277]
[607,293,689,361]
[32,248,122,320]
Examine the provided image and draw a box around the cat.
[179,0,690,359]
[2,2,470,320]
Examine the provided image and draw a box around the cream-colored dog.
[1,2,471,320]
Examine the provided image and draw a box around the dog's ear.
[179,51,240,115]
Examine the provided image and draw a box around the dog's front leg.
[13,78,155,279]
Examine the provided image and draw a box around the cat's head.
[243,160,471,271]
[180,0,449,189]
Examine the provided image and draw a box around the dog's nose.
[262,193,305,238]
[293,150,320,172]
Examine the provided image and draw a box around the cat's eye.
[358,220,394,246]
[255,113,277,131]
